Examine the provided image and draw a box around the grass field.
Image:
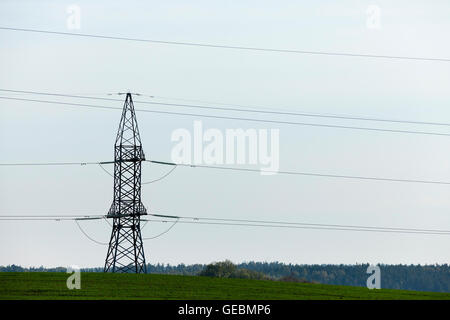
[0,272,448,300]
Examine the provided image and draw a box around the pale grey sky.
[0,0,449,268]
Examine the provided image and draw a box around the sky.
[0,0,449,268]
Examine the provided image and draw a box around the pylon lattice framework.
[104,93,147,273]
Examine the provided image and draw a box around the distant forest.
[1,262,448,293]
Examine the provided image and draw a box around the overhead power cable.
[0,217,87,221]
[142,219,450,236]
[102,216,113,228]
[142,218,179,240]
[77,217,178,243]
[0,214,105,221]
[0,161,99,166]
[97,161,177,184]
[146,213,450,234]
[146,160,450,185]
[98,163,114,178]
[0,214,179,243]
[75,219,108,245]
[3,88,450,128]
[0,215,103,218]
[142,165,177,185]
[2,158,450,185]
[2,95,450,137]
[1,27,449,62]
[3,157,450,186]
[0,213,448,235]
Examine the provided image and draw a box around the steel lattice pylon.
[104,93,147,273]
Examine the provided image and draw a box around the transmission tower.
[104,92,147,273]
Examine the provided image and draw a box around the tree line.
[1,261,448,293]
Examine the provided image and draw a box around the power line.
[0,215,103,218]
[0,214,448,236]
[1,27,449,62]
[75,219,108,245]
[103,216,113,227]
[2,95,450,137]
[0,215,178,243]
[0,88,125,103]
[141,219,149,230]
[2,158,450,186]
[142,219,450,236]
[2,88,450,128]
[131,100,450,128]
[0,217,86,221]
[0,216,104,221]
[142,218,179,240]
[146,213,450,234]
[0,213,450,235]
[98,163,114,177]
[97,160,178,184]
[147,160,450,186]
[0,161,99,166]
[142,165,177,185]
[2,157,450,186]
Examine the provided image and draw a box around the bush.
[199,260,270,280]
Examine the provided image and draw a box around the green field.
[0,272,448,300]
